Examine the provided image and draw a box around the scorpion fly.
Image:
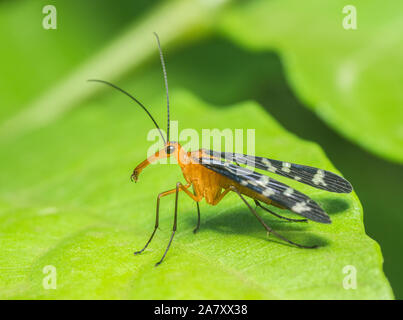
[89,33,353,266]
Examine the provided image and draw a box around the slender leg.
[194,202,200,233]
[230,187,317,249]
[134,184,191,255]
[193,186,201,234]
[234,160,306,223]
[254,200,308,222]
[155,182,201,266]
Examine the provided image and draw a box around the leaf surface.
[0,88,393,299]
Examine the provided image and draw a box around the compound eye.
[166,145,175,154]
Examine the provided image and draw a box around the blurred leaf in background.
[220,0,403,163]
[0,0,401,299]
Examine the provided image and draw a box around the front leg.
[155,182,202,266]
[134,183,191,256]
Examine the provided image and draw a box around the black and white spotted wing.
[200,157,331,224]
[206,151,352,193]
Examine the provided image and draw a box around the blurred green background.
[0,0,402,299]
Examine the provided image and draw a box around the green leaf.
[0,88,393,299]
[219,0,403,163]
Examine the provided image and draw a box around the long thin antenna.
[153,32,170,143]
[88,79,166,145]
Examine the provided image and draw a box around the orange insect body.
[132,142,277,208]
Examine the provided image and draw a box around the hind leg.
[230,187,317,249]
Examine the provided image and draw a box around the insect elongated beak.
[131,149,170,182]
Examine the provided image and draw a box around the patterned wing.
[205,150,352,193]
[200,157,331,224]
